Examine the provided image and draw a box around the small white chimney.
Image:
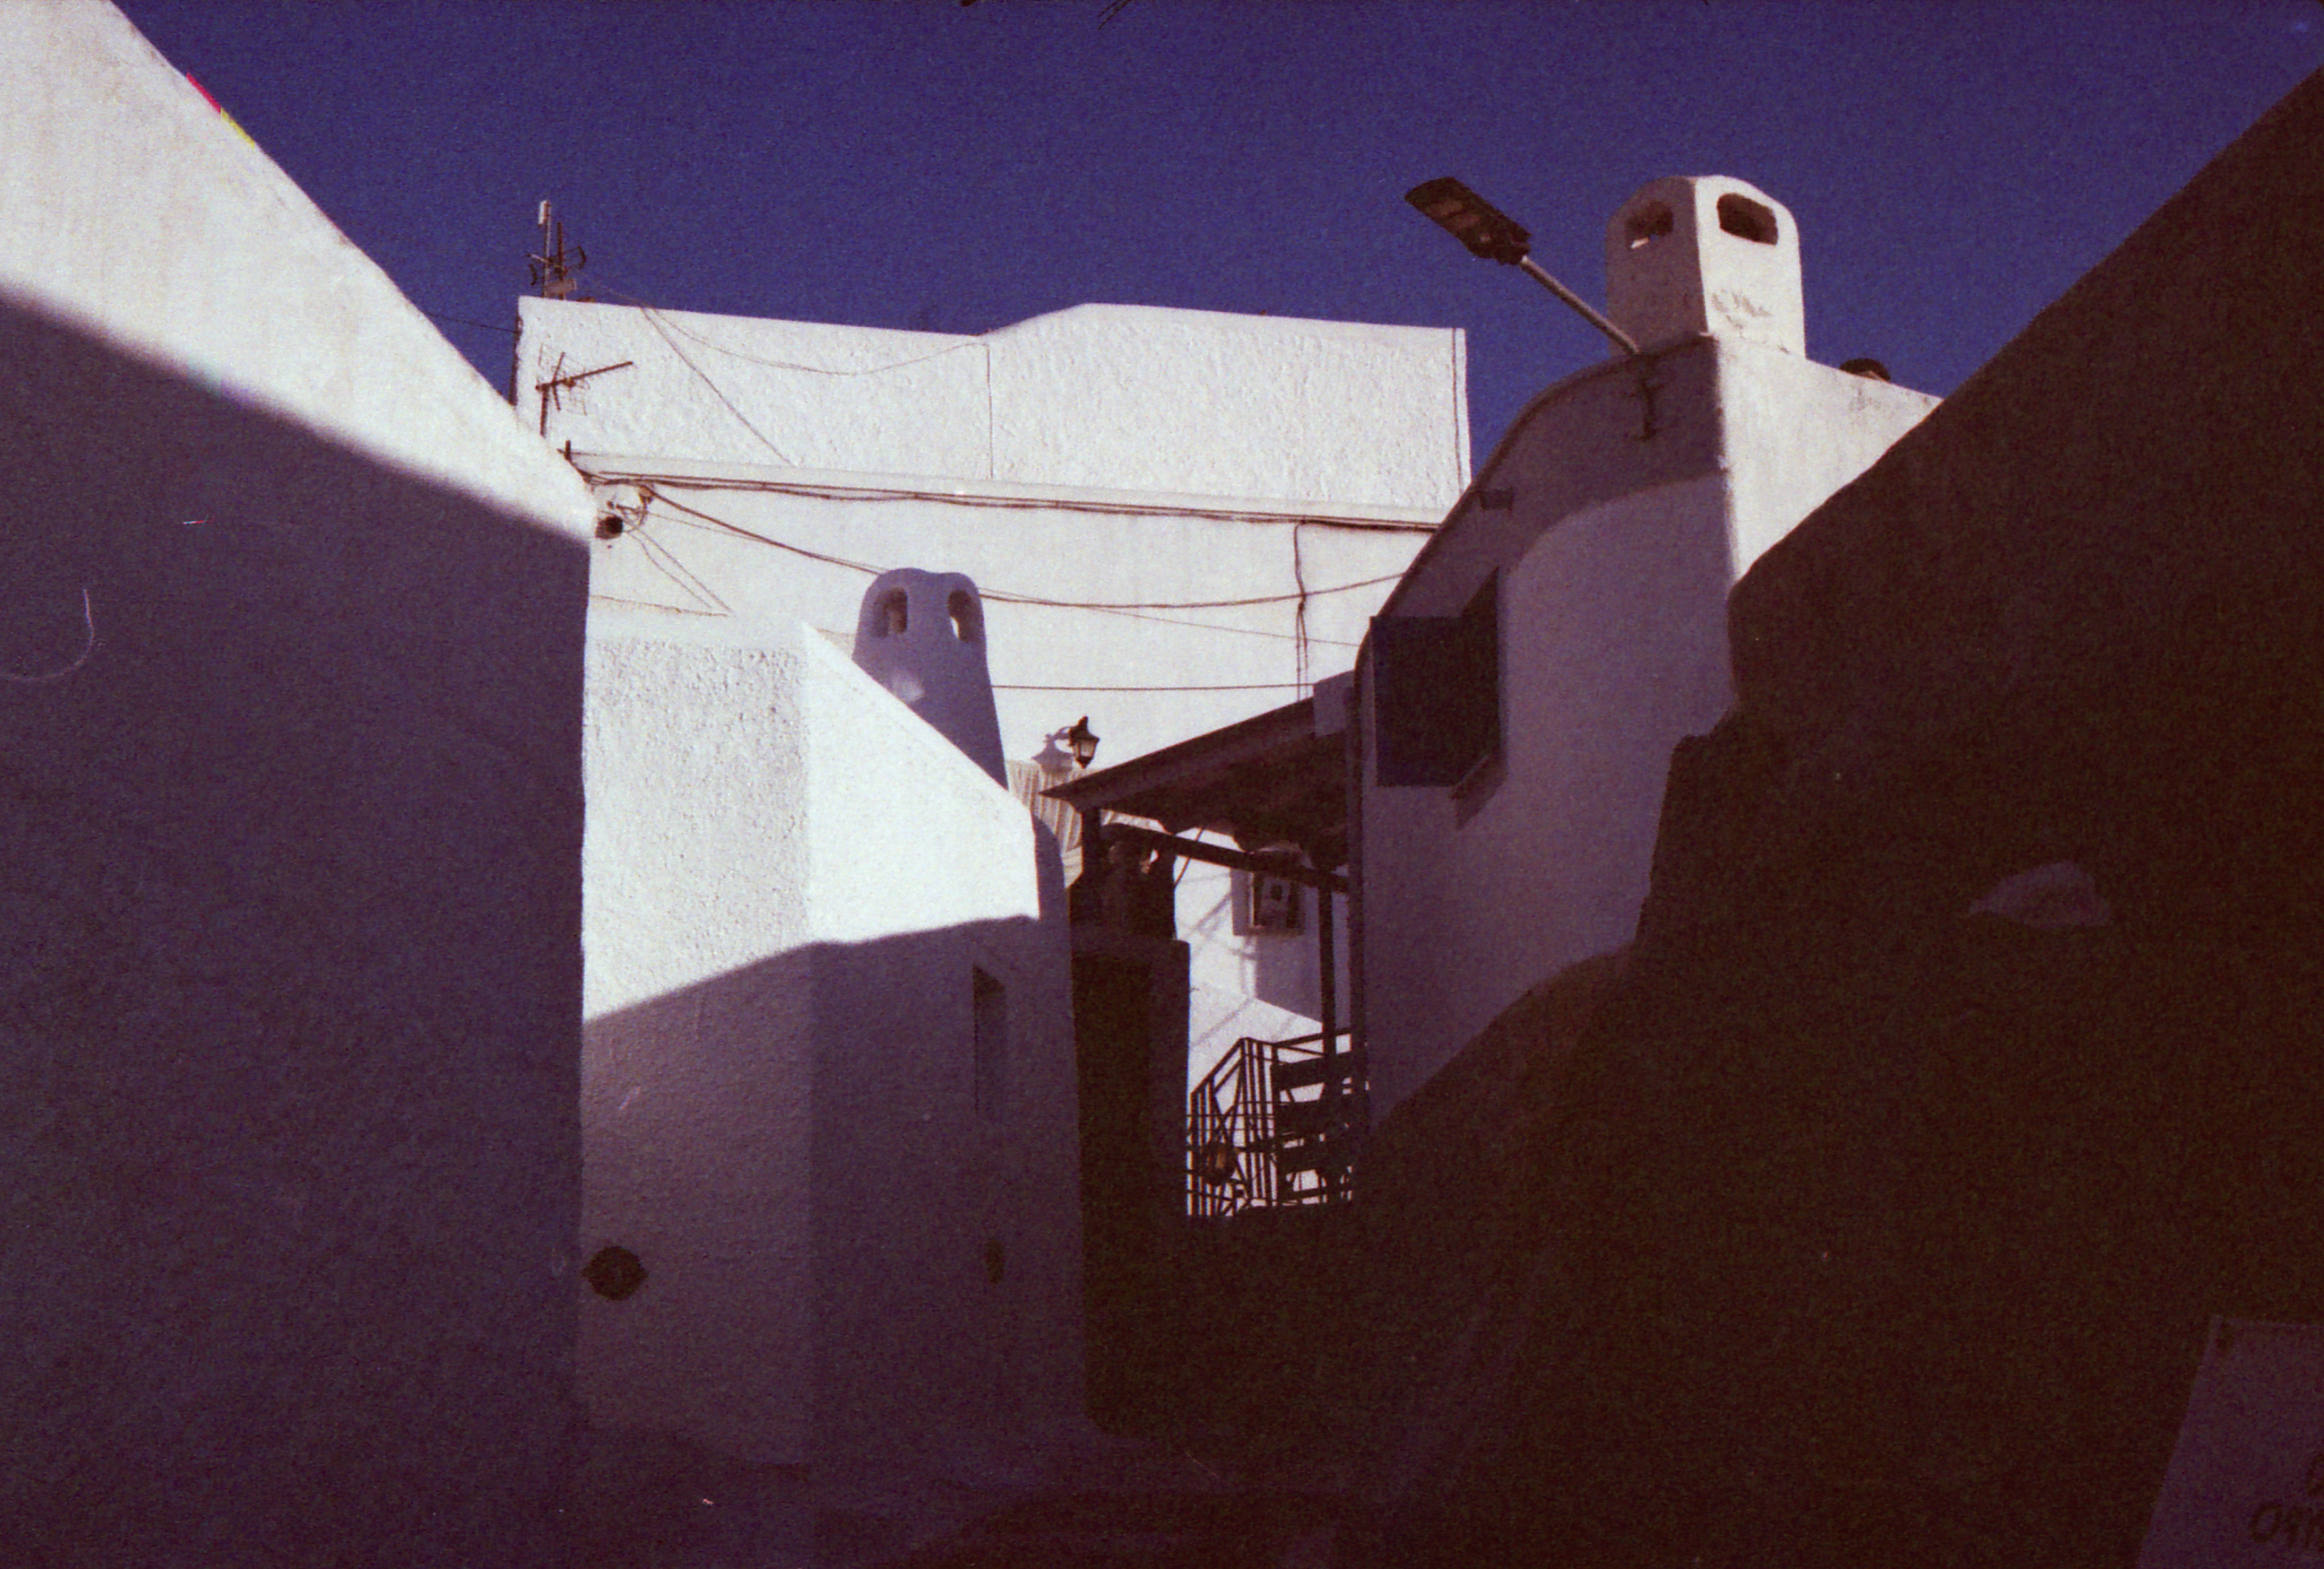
[851,568,1007,786]
[1605,176,1805,357]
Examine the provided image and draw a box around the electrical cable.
[588,592,728,618]
[621,295,987,380]
[592,465,1433,538]
[552,287,1422,681]
[1002,599,1360,649]
[632,525,731,617]
[1291,521,1311,695]
[633,310,800,465]
[632,485,1401,611]
[566,280,1435,539]
[636,500,1357,647]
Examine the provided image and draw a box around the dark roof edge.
[1044,696,1317,812]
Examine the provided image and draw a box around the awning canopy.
[1043,692,1350,871]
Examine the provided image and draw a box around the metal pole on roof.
[1405,176,1643,359]
[1516,257,1642,358]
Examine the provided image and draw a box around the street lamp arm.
[1516,256,1641,359]
[1405,176,1643,359]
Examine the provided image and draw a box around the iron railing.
[1187,1031,1366,1219]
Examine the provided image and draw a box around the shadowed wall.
[0,295,590,1564]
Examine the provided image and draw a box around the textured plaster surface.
[1177,875,1353,1086]
[0,6,593,1561]
[1362,338,1936,1115]
[578,638,816,1461]
[580,466,1423,768]
[0,2,596,538]
[802,632,1081,1493]
[577,466,1424,1075]
[523,297,1468,513]
[851,568,1008,786]
[1344,73,2324,1566]
[1607,175,1808,358]
[1717,340,1942,572]
[577,621,1080,1490]
[981,304,1467,508]
[530,287,1466,1093]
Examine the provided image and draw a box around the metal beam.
[1098,823,1348,896]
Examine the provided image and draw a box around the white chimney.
[1605,176,1805,357]
[851,568,1007,786]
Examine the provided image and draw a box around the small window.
[1371,572,1499,788]
[972,968,1007,1120]
[880,592,908,636]
[1625,202,1674,250]
[1716,193,1778,245]
[948,589,982,643]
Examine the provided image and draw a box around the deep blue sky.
[117,1,2323,460]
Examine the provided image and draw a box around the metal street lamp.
[1405,176,1642,359]
[1064,716,1100,769]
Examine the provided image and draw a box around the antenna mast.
[529,201,587,300]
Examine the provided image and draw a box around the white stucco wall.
[1364,476,1735,1110]
[578,637,817,1461]
[800,631,1082,1491]
[523,297,1467,513]
[527,289,1462,1111]
[579,458,1426,767]
[982,304,1468,508]
[578,468,1405,1085]
[0,7,597,1564]
[1177,875,1354,1088]
[1361,339,1937,1114]
[1717,342,1942,570]
[577,617,1079,1488]
[1,3,595,540]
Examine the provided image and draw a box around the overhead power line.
[605,465,1430,538]
[616,483,1401,613]
[629,297,987,379]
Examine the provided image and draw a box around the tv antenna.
[529,201,587,300]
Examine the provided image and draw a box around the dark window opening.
[1716,193,1778,245]
[973,967,1007,1120]
[880,592,908,636]
[1371,572,1500,788]
[1626,202,1675,250]
[948,589,982,643]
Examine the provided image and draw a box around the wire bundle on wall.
[547,282,1430,700]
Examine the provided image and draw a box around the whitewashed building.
[538,296,1467,1500]
[1358,176,1941,1115]
[577,609,1084,1507]
[518,298,1469,1086]
[0,4,600,1563]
